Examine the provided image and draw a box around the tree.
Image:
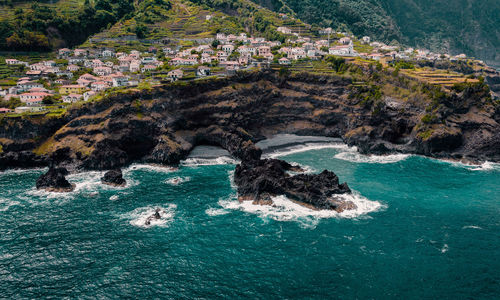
[134,24,149,39]
[326,55,347,72]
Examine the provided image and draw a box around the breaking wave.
[264,143,350,159]
[468,161,500,171]
[334,151,410,164]
[219,192,385,228]
[180,156,239,166]
[125,164,177,174]
[433,159,500,172]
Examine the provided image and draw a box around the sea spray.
[334,151,410,164]
[180,156,239,167]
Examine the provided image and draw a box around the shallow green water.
[0,143,499,299]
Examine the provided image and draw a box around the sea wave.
[462,225,483,230]
[334,151,410,164]
[468,161,500,171]
[0,167,46,176]
[0,197,21,212]
[432,159,500,172]
[219,192,385,228]
[264,142,350,159]
[125,164,178,174]
[180,156,239,167]
[164,176,191,185]
[23,170,134,202]
[124,204,176,228]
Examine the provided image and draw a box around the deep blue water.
[0,141,499,299]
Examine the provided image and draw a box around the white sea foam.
[334,151,410,164]
[428,158,500,172]
[180,156,239,166]
[227,170,236,190]
[219,192,384,228]
[125,164,177,174]
[23,170,134,203]
[164,176,191,185]
[441,244,449,253]
[125,204,176,228]
[469,161,500,171]
[264,143,350,159]
[462,225,483,230]
[205,207,230,216]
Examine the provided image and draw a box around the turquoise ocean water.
[0,138,499,299]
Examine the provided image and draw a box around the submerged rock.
[36,167,75,192]
[234,158,354,211]
[101,169,126,187]
[145,208,163,226]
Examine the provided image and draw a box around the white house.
[94,66,113,76]
[112,76,129,87]
[279,57,291,65]
[329,44,356,57]
[63,94,83,103]
[222,44,235,55]
[20,92,50,104]
[167,69,183,81]
[83,91,97,102]
[196,66,211,77]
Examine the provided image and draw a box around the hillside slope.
[251,0,500,67]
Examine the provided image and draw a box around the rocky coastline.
[1,70,499,210]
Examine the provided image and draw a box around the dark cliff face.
[0,70,499,171]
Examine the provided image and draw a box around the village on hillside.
[0,26,481,116]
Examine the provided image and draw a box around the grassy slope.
[0,0,85,21]
[84,0,308,48]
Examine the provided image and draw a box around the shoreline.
[0,135,499,174]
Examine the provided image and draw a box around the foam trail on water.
[264,143,351,159]
[462,225,483,230]
[181,156,239,167]
[219,192,385,228]
[164,176,191,185]
[125,164,177,174]
[124,204,176,228]
[334,151,410,164]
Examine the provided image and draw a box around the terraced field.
[401,68,479,89]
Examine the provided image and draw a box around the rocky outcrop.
[36,167,75,192]
[234,158,354,212]
[101,169,126,187]
[1,71,498,169]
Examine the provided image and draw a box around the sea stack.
[101,169,127,187]
[36,167,75,192]
[234,158,355,212]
